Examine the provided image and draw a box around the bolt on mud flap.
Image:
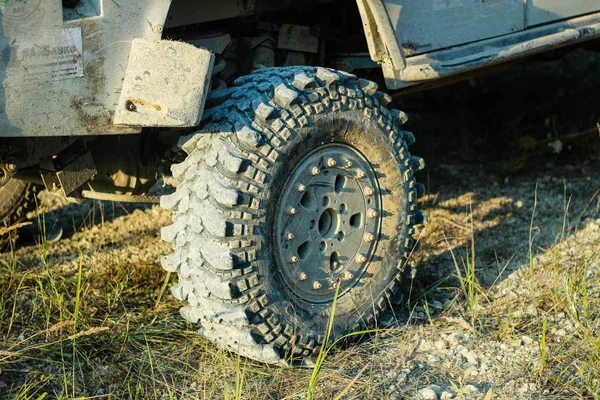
[114,39,214,128]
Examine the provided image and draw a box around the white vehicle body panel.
[527,0,600,26]
[384,0,524,56]
[0,0,172,137]
[371,0,600,88]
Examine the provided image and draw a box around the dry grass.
[0,160,597,399]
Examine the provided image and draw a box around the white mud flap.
[114,39,214,128]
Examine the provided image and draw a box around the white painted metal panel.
[384,0,525,55]
[0,0,173,137]
[527,0,600,27]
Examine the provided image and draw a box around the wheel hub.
[275,144,382,303]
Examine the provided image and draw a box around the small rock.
[518,384,530,394]
[407,360,418,370]
[440,391,455,400]
[418,387,438,400]
[460,349,479,366]
[447,333,463,345]
[518,382,537,394]
[565,321,575,329]
[397,373,408,384]
[509,339,521,347]
[434,340,446,350]
[465,384,479,394]
[386,370,398,379]
[521,335,534,345]
[428,354,441,364]
[429,385,443,395]
[454,344,467,354]
[505,379,517,390]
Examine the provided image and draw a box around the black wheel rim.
[274,143,383,304]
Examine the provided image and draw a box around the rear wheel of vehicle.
[160,67,425,365]
[0,178,37,230]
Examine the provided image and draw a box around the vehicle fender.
[355,0,406,71]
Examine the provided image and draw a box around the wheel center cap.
[274,144,382,303]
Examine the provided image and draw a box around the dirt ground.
[0,48,599,399]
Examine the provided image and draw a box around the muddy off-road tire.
[0,178,37,229]
[160,67,425,365]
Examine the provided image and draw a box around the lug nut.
[290,256,299,263]
[343,271,354,281]
[311,166,320,176]
[297,184,306,192]
[365,233,376,242]
[356,169,365,178]
[344,159,353,168]
[355,254,367,263]
[287,207,297,215]
[367,208,378,219]
[326,158,337,167]
[312,281,322,290]
[364,187,374,196]
[286,232,295,240]
[298,272,308,281]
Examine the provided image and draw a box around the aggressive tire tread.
[161,67,426,365]
[0,179,37,230]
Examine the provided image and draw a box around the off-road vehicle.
[1,0,599,365]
